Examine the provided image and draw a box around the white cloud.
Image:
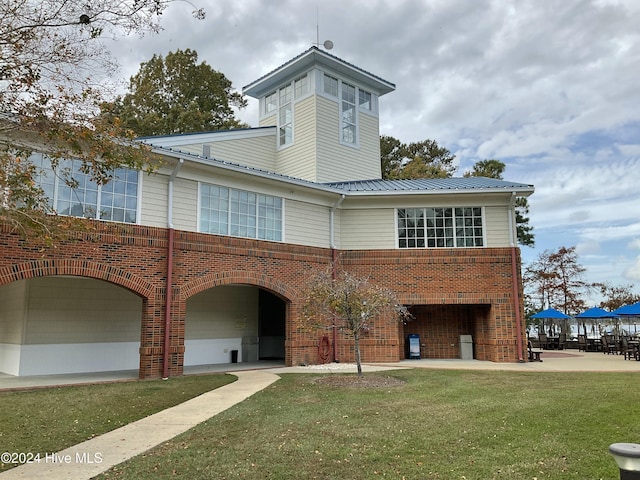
[103,0,640,291]
[624,257,640,282]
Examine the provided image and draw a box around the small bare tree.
[302,269,412,376]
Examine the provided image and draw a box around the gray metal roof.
[324,177,534,195]
[243,46,396,98]
[146,142,534,197]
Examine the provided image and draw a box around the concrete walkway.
[1,351,638,479]
[0,370,280,480]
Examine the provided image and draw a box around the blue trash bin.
[408,334,420,359]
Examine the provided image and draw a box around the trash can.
[459,335,473,360]
[231,350,238,363]
[408,334,421,359]
[241,336,259,362]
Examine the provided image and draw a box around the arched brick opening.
[0,259,155,299]
[176,271,297,369]
[0,260,156,376]
[180,270,297,303]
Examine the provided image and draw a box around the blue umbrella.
[531,308,570,319]
[575,307,619,319]
[611,302,640,316]
[575,307,619,336]
[611,302,640,334]
[530,308,570,336]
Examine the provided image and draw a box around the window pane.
[341,83,357,144]
[397,208,424,249]
[324,74,338,96]
[265,92,277,113]
[200,185,228,235]
[399,206,483,249]
[294,76,308,98]
[359,90,371,110]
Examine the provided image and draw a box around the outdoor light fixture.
[609,443,640,479]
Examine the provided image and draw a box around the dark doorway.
[258,290,286,359]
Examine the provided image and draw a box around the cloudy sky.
[107,0,639,303]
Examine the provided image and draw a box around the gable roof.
[243,46,396,98]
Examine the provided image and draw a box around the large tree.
[103,49,247,137]
[464,159,535,247]
[380,135,456,180]
[0,0,204,240]
[524,246,589,316]
[595,282,640,311]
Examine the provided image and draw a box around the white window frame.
[341,82,357,145]
[32,153,141,224]
[320,72,380,149]
[278,84,293,147]
[396,207,485,249]
[199,183,284,242]
[323,73,338,97]
[264,91,277,114]
[260,72,311,150]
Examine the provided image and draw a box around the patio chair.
[621,336,637,360]
[601,335,619,355]
[538,333,549,350]
[577,334,588,352]
[557,333,567,350]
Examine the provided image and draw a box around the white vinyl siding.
[339,209,396,249]
[315,95,381,182]
[275,96,317,181]
[259,113,277,128]
[140,173,168,227]
[484,205,512,247]
[172,178,198,231]
[168,135,277,173]
[139,173,198,231]
[284,199,331,248]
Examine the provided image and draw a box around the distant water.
[532,321,639,339]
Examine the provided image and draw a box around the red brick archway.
[179,270,297,303]
[0,259,155,299]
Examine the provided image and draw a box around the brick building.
[0,47,534,378]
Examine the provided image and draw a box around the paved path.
[0,370,279,480]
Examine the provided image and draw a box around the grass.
[94,369,640,480]
[0,373,235,472]
[3,369,640,479]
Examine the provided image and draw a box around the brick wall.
[0,222,527,377]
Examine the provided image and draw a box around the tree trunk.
[354,332,363,376]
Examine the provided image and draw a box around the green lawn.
[93,369,640,479]
[2,369,639,479]
[0,374,235,472]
